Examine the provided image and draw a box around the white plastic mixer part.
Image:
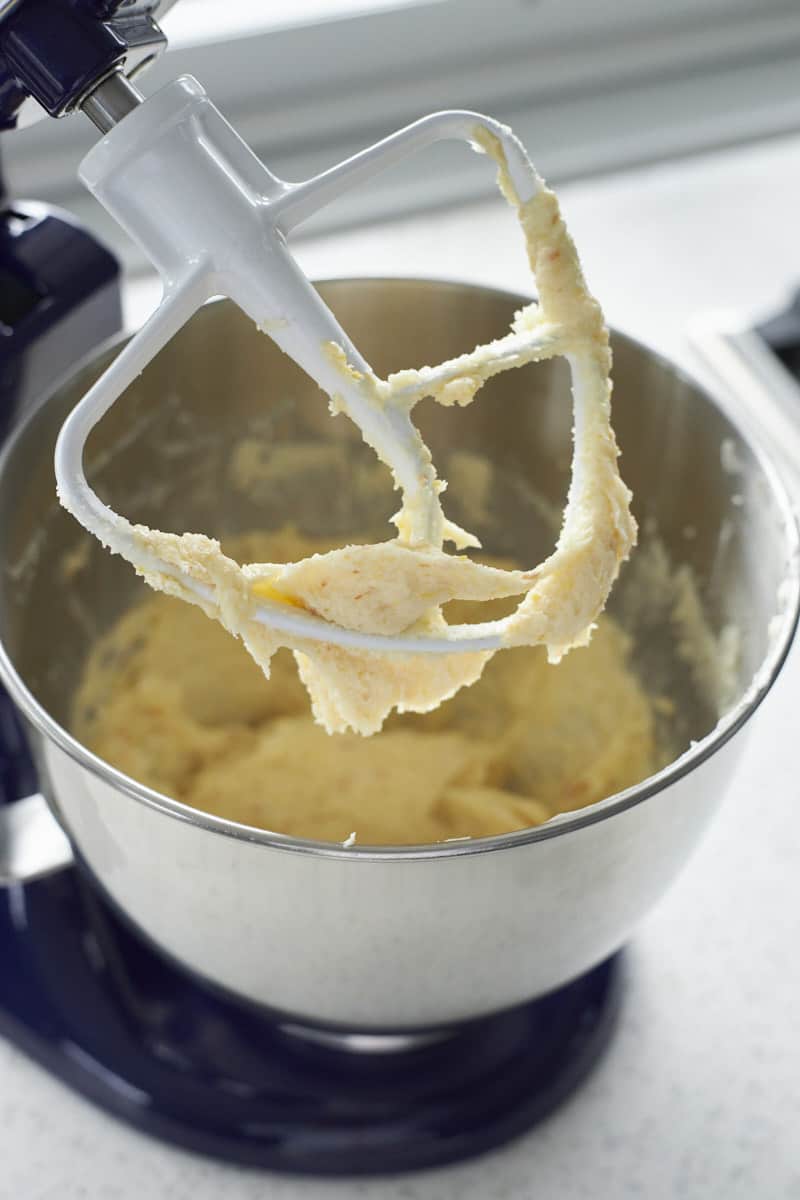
[54,76,576,654]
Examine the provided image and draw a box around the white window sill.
[123,124,800,383]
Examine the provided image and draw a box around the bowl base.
[0,683,623,1175]
[0,861,623,1174]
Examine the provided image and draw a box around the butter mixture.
[61,126,636,736]
[73,532,660,846]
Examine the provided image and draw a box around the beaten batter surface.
[73,531,660,846]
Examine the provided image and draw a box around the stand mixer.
[0,0,628,1172]
[1,0,797,1178]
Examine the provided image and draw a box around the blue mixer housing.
[0,0,169,128]
[0,185,121,433]
[0,0,165,425]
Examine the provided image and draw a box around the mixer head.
[0,1,130,434]
[0,0,176,129]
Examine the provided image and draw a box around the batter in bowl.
[73,530,662,846]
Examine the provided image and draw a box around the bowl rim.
[1,279,798,862]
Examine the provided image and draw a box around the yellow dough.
[62,127,636,737]
[73,532,659,846]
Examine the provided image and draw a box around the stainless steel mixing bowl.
[0,281,797,1030]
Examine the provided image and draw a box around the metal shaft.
[81,70,143,134]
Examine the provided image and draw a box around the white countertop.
[3,133,800,1200]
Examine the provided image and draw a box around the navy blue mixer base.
[0,693,623,1176]
[0,863,622,1175]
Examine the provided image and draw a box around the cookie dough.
[73,532,660,846]
[60,124,636,736]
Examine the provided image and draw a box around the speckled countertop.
[3,134,800,1199]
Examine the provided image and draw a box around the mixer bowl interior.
[1,279,798,1028]
[0,280,795,808]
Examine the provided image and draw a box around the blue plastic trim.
[0,0,166,127]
